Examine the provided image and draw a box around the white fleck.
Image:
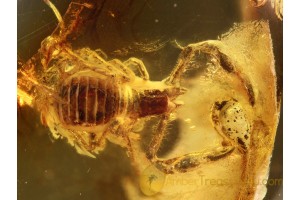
[190,125,196,129]
[79,192,82,196]
[25,181,28,184]
[65,65,74,72]
[184,118,191,123]
[173,3,177,8]
[169,113,177,120]
[87,168,91,173]
[155,19,159,23]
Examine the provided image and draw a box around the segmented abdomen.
[57,76,122,126]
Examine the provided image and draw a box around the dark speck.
[96,112,103,121]
[79,110,85,121]
[90,132,96,140]
[215,101,228,110]
[237,137,246,149]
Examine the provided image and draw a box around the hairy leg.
[124,57,150,80]
[147,114,235,174]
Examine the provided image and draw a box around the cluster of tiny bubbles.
[219,101,251,149]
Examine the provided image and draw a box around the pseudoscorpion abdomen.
[57,76,122,126]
